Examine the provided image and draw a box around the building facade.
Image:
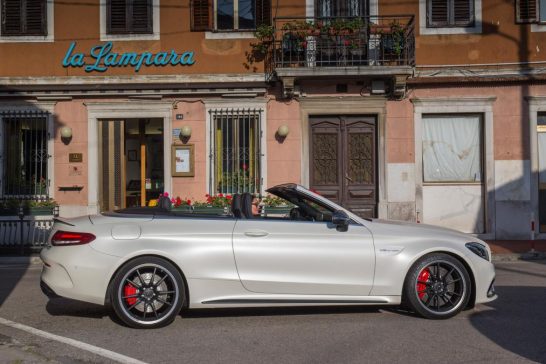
[1,0,546,243]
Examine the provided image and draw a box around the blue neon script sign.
[62,42,196,72]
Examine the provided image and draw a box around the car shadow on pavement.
[0,258,30,308]
[469,285,546,363]
[45,298,127,326]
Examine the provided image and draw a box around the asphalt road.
[0,259,545,364]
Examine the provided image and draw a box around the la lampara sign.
[62,42,196,73]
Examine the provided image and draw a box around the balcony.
[269,15,415,97]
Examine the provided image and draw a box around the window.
[422,114,482,183]
[315,0,367,18]
[427,0,474,28]
[1,112,49,197]
[516,0,546,23]
[190,0,270,31]
[107,0,152,34]
[1,0,47,36]
[210,108,262,195]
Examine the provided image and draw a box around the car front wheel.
[403,253,471,319]
[111,257,185,329]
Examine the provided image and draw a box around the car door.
[232,218,375,296]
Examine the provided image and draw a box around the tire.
[110,257,185,329]
[403,253,471,319]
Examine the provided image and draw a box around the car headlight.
[465,242,489,261]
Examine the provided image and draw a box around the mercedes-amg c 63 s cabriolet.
[40,184,497,328]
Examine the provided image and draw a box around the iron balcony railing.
[272,15,415,69]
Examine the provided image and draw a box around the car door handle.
[244,230,269,237]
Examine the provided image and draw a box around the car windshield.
[265,189,334,222]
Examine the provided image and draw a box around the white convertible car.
[40,184,497,328]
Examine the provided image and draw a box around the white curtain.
[423,115,482,182]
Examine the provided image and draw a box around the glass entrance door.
[98,118,164,212]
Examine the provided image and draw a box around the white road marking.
[0,317,148,364]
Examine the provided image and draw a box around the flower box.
[192,206,228,215]
[262,205,292,217]
[171,206,193,212]
[24,206,56,216]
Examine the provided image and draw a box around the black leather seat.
[241,193,254,219]
[231,194,243,218]
[157,195,172,211]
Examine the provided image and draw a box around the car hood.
[368,218,479,243]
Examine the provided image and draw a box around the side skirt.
[201,298,390,305]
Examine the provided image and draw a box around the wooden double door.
[310,115,377,218]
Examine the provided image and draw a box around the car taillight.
[51,231,96,246]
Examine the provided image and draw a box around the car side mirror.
[332,210,350,232]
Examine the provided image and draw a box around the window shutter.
[108,0,127,33]
[131,0,152,33]
[427,0,449,27]
[1,0,23,35]
[1,0,46,36]
[256,0,271,26]
[190,0,212,31]
[516,0,539,23]
[453,0,473,26]
[25,0,46,35]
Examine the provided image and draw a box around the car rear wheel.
[403,253,471,319]
[111,257,185,329]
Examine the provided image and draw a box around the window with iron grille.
[107,0,153,34]
[190,0,270,31]
[516,0,546,23]
[427,0,474,28]
[209,108,262,195]
[1,112,49,197]
[315,0,367,18]
[1,0,47,36]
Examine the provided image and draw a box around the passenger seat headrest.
[231,194,243,218]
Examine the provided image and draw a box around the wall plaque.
[69,153,83,163]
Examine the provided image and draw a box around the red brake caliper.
[124,284,138,305]
[417,268,430,300]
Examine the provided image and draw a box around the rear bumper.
[40,279,60,299]
[40,244,120,305]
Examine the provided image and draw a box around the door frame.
[86,101,173,215]
[412,97,495,239]
[300,97,387,218]
[309,115,378,217]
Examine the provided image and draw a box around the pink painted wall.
[266,97,302,189]
[170,100,207,202]
[53,100,89,206]
[386,98,414,164]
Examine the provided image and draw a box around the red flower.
[218,193,224,197]
[242,163,248,171]
[186,199,192,205]
[226,195,232,200]
[205,194,210,197]
[163,192,169,197]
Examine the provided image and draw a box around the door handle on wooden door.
[244,230,269,237]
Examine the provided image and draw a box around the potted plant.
[261,195,293,217]
[193,194,231,214]
[171,197,193,212]
[251,24,274,56]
